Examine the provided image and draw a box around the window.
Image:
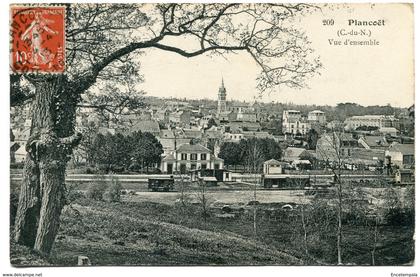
[181,153,187,160]
[190,163,196,170]
[403,155,414,165]
[201,153,207,160]
[201,163,207,169]
[215,164,220,170]
[191,153,197,161]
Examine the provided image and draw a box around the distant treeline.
[144,96,408,122]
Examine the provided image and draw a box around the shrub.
[65,184,86,203]
[96,164,110,174]
[86,167,96,174]
[86,182,107,201]
[385,207,414,226]
[109,165,125,173]
[128,162,141,172]
[103,176,122,202]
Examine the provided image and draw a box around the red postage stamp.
[10,6,65,73]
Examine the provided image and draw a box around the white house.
[385,143,414,168]
[160,143,224,174]
[308,110,326,124]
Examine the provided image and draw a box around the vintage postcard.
[7,2,415,273]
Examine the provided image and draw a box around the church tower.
[217,78,227,115]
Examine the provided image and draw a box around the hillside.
[10,242,50,266]
[44,200,303,266]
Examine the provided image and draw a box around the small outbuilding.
[263,159,286,175]
[395,169,414,185]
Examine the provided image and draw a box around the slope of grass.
[10,242,50,267]
[49,200,302,266]
[10,194,414,266]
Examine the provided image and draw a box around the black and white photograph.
[2,1,417,276]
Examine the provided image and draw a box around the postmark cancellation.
[10,5,65,74]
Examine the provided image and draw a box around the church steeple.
[219,78,226,94]
[217,78,227,115]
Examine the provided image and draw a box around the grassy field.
[18,196,410,266]
[10,182,414,266]
[48,199,302,266]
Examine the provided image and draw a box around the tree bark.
[13,75,81,255]
[13,152,40,248]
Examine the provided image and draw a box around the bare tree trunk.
[199,179,207,223]
[371,216,378,265]
[179,173,186,207]
[298,173,309,258]
[301,205,309,256]
[318,131,346,265]
[13,76,81,256]
[253,180,257,240]
[337,176,343,265]
[247,143,261,241]
[202,185,206,222]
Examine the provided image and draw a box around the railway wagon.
[262,174,311,189]
[147,175,175,192]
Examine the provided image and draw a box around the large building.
[344,115,399,130]
[282,110,309,135]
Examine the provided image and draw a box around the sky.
[137,4,414,108]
